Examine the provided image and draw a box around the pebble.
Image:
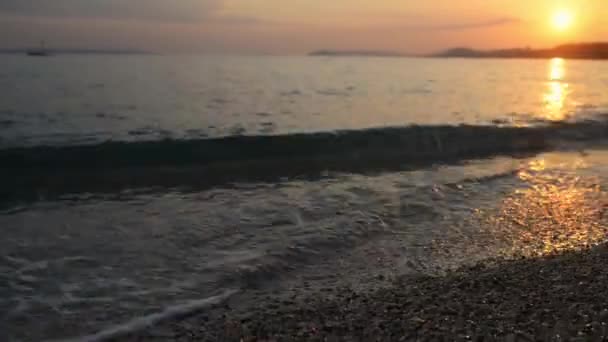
[126,244,608,341]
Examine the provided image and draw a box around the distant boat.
[26,50,50,57]
[26,41,51,57]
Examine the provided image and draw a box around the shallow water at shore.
[1,149,607,341]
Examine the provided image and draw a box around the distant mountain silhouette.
[432,43,608,59]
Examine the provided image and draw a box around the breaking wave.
[1,121,606,200]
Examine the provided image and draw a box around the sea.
[1,54,607,341]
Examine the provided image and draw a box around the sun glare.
[552,10,573,31]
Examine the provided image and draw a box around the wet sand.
[124,243,608,341]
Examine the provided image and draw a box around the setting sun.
[552,10,574,31]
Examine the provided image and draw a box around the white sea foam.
[56,289,238,342]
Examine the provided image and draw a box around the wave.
[1,121,606,200]
[5,121,607,169]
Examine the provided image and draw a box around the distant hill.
[432,43,608,59]
[309,50,406,57]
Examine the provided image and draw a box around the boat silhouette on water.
[26,41,51,57]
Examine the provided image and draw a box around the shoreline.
[124,244,608,341]
[3,148,606,341]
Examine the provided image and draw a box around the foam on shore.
[57,289,237,342]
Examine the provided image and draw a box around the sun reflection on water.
[549,58,565,81]
[543,58,569,121]
[486,159,607,257]
[430,154,608,271]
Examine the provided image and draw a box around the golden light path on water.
[543,58,570,122]
[431,152,608,270]
[489,157,607,257]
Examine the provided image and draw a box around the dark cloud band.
[0,0,221,21]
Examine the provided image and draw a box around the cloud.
[0,0,222,21]
[421,17,523,31]
[207,14,274,26]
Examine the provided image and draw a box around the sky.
[0,0,606,54]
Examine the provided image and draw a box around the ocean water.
[1,55,608,341]
[1,55,607,147]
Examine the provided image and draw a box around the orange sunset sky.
[1,0,606,53]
